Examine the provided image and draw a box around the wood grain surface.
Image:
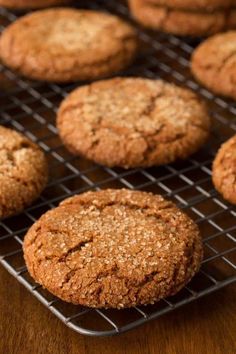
[0,266,235,354]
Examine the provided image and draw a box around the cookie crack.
[60,269,76,289]
[58,238,94,262]
[220,49,236,71]
[0,141,37,177]
[137,270,159,288]
[0,140,32,154]
[201,48,236,75]
[63,198,174,217]
[148,3,232,15]
[25,225,42,247]
[28,35,136,76]
[140,130,185,164]
[159,7,171,28]
[144,3,170,28]
[140,92,164,119]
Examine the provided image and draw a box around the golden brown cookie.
[0,0,71,9]
[57,77,210,169]
[128,0,236,36]
[23,189,203,309]
[191,31,236,100]
[0,126,48,219]
[0,9,138,82]
[212,135,236,204]
[146,0,234,11]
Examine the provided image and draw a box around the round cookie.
[0,0,72,9]
[212,135,236,204]
[57,77,210,169]
[146,0,234,11]
[129,0,236,36]
[191,31,236,100]
[23,189,203,309]
[0,126,48,218]
[0,9,138,82]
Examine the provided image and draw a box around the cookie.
[0,0,71,9]
[191,31,236,100]
[146,0,233,11]
[0,9,138,82]
[0,126,48,218]
[212,135,236,204]
[129,0,236,36]
[57,77,210,169]
[23,189,203,308]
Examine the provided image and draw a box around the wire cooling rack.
[0,0,236,337]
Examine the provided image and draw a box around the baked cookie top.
[0,0,72,9]
[0,126,48,218]
[212,135,236,205]
[129,0,236,36]
[191,31,236,100]
[146,0,234,11]
[0,8,137,82]
[23,189,203,308]
[57,77,210,168]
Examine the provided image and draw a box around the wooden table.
[0,266,235,354]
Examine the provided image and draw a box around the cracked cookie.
[0,8,138,82]
[212,135,236,205]
[146,0,234,11]
[0,126,48,219]
[191,31,236,100]
[0,0,72,9]
[128,0,236,36]
[23,189,203,308]
[57,77,210,169]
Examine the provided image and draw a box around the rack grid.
[0,0,235,337]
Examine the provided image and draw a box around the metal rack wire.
[0,0,235,337]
